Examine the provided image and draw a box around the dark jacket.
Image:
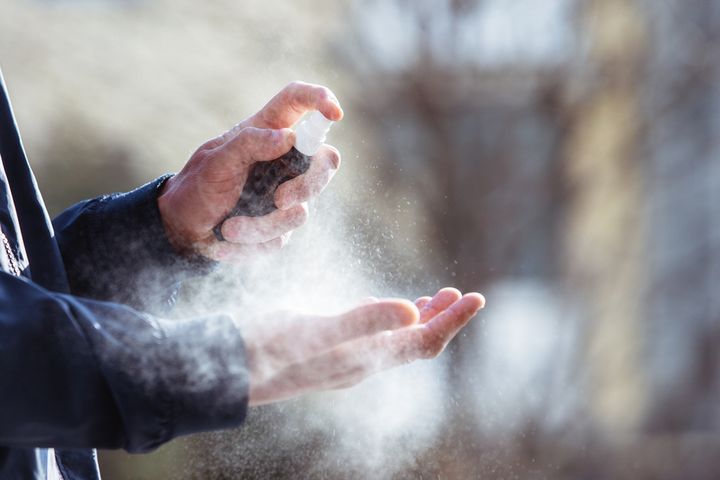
[0,70,249,479]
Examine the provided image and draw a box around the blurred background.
[2,0,720,478]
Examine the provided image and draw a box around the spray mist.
[213,111,334,241]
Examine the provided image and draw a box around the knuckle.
[239,126,272,142]
[315,86,330,101]
[287,80,304,90]
[237,126,254,137]
[235,127,281,158]
[285,81,305,98]
[235,126,256,144]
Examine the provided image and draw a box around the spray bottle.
[213,111,334,241]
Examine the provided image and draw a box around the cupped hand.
[158,81,343,261]
[244,288,485,406]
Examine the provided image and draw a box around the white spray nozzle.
[294,111,334,156]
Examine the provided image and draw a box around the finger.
[414,297,432,310]
[419,293,485,358]
[334,299,419,338]
[274,145,341,210]
[217,127,295,171]
[221,204,308,244]
[249,81,344,130]
[205,235,287,262]
[335,292,484,369]
[284,300,419,358]
[418,287,462,323]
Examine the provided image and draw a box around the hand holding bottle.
[158,81,343,261]
[211,110,335,241]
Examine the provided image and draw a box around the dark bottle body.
[213,147,311,241]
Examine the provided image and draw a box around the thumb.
[217,126,295,171]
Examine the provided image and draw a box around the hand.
[158,81,344,261]
[243,288,485,406]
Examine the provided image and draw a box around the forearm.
[52,176,216,313]
[0,272,247,452]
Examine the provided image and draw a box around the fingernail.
[327,92,343,117]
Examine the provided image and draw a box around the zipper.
[1,230,21,276]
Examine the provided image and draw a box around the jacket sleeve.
[0,271,249,452]
[52,175,216,313]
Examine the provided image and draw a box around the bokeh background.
[2,0,720,478]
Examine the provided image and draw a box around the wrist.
[157,175,200,257]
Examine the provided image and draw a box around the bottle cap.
[294,111,334,156]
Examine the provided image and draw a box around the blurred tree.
[336,0,720,476]
[562,0,648,433]
[338,0,570,293]
[640,0,720,433]
[336,1,576,477]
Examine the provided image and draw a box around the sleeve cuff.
[96,175,217,281]
[72,175,219,312]
[156,314,249,440]
[66,296,250,452]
